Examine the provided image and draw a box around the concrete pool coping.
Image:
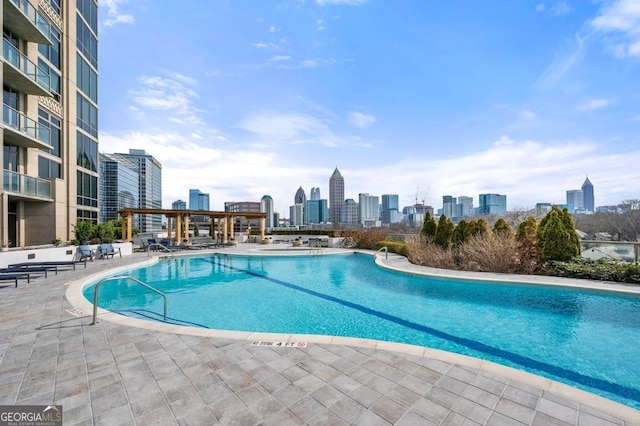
[63,246,640,423]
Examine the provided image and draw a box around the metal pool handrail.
[91,276,167,325]
[376,246,388,259]
[147,243,174,258]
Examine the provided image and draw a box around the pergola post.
[260,217,265,240]
[184,214,190,242]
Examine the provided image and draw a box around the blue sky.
[98,0,640,215]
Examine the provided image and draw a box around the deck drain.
[66,308,87,317]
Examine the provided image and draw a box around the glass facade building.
[329,167,344,224]
[478,193,507,215]
[99,154,138,223]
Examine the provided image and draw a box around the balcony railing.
[4,0,52,45]
[3,170,51,199]
[2,104,51,149]
[2,39,51,95]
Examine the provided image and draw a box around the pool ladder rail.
[376,246,388,259]
[309,240,324,256]
[91,276,167,325]
[147,243,174,258]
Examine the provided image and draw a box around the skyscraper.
[478,194,507,215]
[329,167,344,224]
[172,200,187,210]
[342,199,359,225]
[566,190,584,212]
[358,193,380,225]
[310,187,321,201]
[99,154,138,224]
[381,194,400,224]
[189,189,210,211]
[442,195,457,218]
[1,0,99,246]
[118,149,163,233]
[261,195,274,229]
[582,176,594,212]
[294,186,306,205]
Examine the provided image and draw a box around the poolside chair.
[0,273,30,287]
[77,245,95,262]
[97,243,121,259]
[9,260,87,270]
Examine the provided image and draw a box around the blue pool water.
[83,253,640,409]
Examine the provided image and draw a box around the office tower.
[189,189,210,211]
[342,199,359,225]
[442,195,457,218]
[305,199,328,224]
[329,167,344,224]
[381,194,400,224]
[566,190,583,213]
[99,154,138,224]
[172,200,187,210]
[582,176,594,212]
[478,194,507,215]
[260,195,274,229]
[118,149,163,233]
[225,201,260,232]
[457,196,473,217]
[358,193,380,226]
[290,203,304,227]
[1,0,98,246]
[310,187,321,201]
[294,186,306,205]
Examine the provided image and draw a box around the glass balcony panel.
[2,40,52,95]
[3,170,51,199]
[5,0,52,44]
[2,104,52,149]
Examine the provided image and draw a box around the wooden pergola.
[118,208,268,244]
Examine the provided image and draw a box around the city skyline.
[98,1,640,215]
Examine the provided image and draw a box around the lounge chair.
[9,260,87,270]
[0,265,57,279]
[0,273,30,287]
[77,245,95,262]
[96,243,121,259]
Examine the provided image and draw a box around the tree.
[492,218,514,238]
[194,223,200,237]
[421,212,437,239]
[536,206,580,262]
[73,221,94,244]
[516,215,541,273]
[434,215,454,249]
[451,219,469,247]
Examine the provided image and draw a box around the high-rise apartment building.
[290,203,304,227]
[260,195,274,229]
[310,187,321,201]
[189,188,209,211]
[329,167,344,224]
[358,193,379,226]
[118,149,162,233]
[442,195,457,218]
[582,176,594,212]
[1,0,99,246]
[457,196,474,217]
[99,153,138,224]
[478,194,507,215]
[342,198,359,225]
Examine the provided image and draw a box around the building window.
[38,156,61,179]
[76,54,97,103]
[77,170,98,207]
[77,0,98,35]
[49,0,62,14]
[76,93,98,137]
[38,108,62,157]
[76,14,97,69]
[3,145,19,172]
[76,132,97,172]
[77,209,98,224]
[38,24,60,70]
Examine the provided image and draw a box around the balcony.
[3,169,52,200]
[2,104,52,150]
[3,0,52,45]
[2,39,52,96]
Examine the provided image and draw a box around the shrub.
[434,215,454,249]
[341,229,389,250]
[550,258,640,284]
[421,212,437,239]
[406,236,456,269]
[374,240,408,256]
[492,218,514,238]
[456,233,520,273]
[451,219,469,247]
[73,221,94,244]
[537,208,580,262]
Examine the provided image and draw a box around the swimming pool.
[83,252,640,410]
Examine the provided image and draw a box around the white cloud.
[268,26,280,33]
[129,72,204,125]
[317,19,325,31]
[591,0,640,58]
[100,0,135,27]
[519,110,537,121]
[550,2,571,16]
[576,98,614,112]
[536,34,585,89]
[347,111,376,128]
[536,3,546,12]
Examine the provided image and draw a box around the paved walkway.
[0,248,638,425]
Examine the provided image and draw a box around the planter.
[291,240,302,247]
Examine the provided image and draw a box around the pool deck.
[1,244,639,425]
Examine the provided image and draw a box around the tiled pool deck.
[1,245,639,425]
